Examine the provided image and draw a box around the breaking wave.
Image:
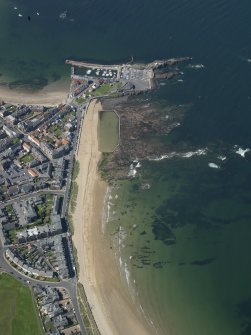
[149,148,207,161]
[188,64,205,69]
[234,145,250,158]
[128,159,142,177]
[217,155,227,161]
[208,162,220,169]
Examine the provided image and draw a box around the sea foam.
[217,155,227,161]
[208,162,220,169]
[128,164,137,177]
[128,160,142,177]
[149,148,207,161]
[234,146,250,158]
[188,64,205,69]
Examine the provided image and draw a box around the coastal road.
[0,244,86,335]
[61,159,72,218]
[61,104,86,218]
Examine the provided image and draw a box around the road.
[0,189,65,209]
[0,242,86,335]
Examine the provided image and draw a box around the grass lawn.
[20,153,34,164]
[0,273,43,335]
[54,128,62,137]
[93,83,111,96]
[12,137,20,145]
[48,125,62,137]
[5,205,14,215]
[76,96,86,104]
[98,111,119,152]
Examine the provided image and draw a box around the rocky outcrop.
[154,70,179,80]
[99,99,185,180]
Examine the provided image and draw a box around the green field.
[98,111,119,152]
[0,273,43,335]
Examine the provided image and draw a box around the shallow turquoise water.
[108,152,251,334]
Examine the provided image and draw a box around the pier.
[65,59,120,71]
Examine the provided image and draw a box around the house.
[46,163,53,178]
[13,159,22,168]
[52,196,60,215]
[0,109,8,117]
[5,115,16,124]
[0,130,6,139]
[21,183,34,194]
[23,203,37,223]
[13,106,31,118]
[40,141,54,159]
[1,158,11,169]
[50,214,62,234]
[0,138,13,153]
[31,147,47,163]
[28,134,41,147]
[52,315,69,329]
[64,122,73,131]
[27,227,39,238]
[53,144,69,159]
[41,302,63,318]
[27,168,38,178]
[23,142,31,153]
[8,185,19,196]
[3,125,16,137]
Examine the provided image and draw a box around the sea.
[1,0,251,334]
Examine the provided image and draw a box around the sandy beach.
[72,99,153,335]
[0,79,69,106]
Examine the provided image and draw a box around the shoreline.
[0,79,70,106]
[72,99,154,335]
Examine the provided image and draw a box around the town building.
[23,203,37,223]
[8,185,19,196]
[28,134,41,147]
[23,142,31,152]
[27,168,39,178]
[3,124,16,137]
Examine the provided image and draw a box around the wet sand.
[72,99,153,335]
[0,79,69,106]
